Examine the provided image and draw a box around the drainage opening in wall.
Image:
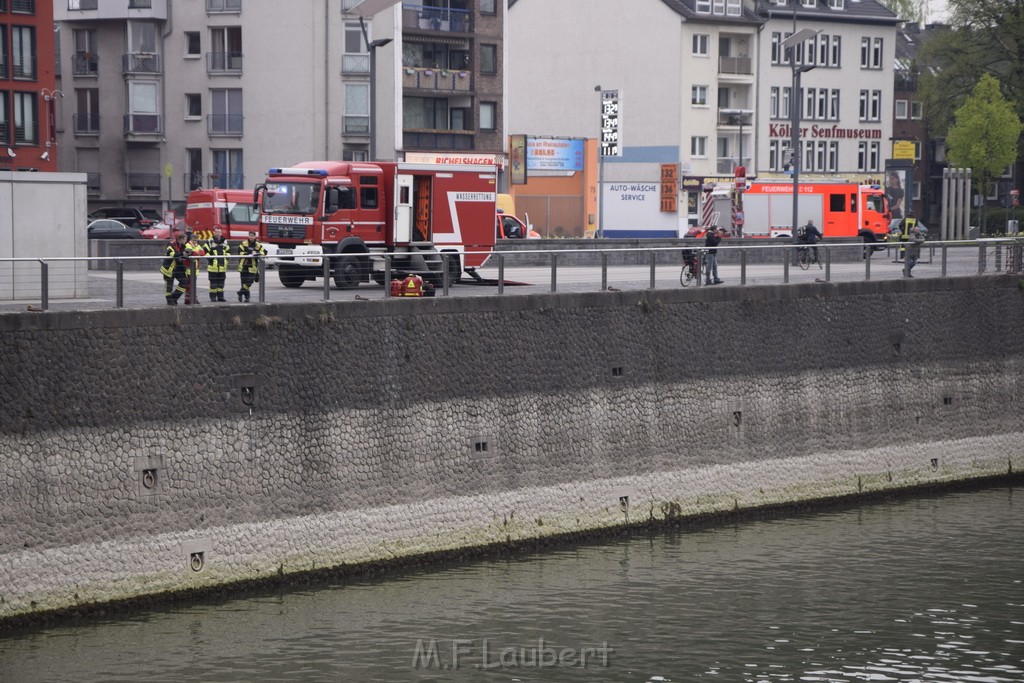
[611,366,624,378]
[619,496,630,512]
[474,440,489,453]
[893,342,902,357]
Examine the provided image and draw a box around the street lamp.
[359,17,392,161]
[781,28,820,234]
[39,88,64,165]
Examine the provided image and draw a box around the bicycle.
[680,249,703,286]
[797,246,823,271]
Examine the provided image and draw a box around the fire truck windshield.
[262,182,321,215]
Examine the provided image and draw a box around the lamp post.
[359,17,392,161]
[781,28,819,234]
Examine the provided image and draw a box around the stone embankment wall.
[1,277,1022,622]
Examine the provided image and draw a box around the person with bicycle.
[795,219,823,264]
[704,226,725,285]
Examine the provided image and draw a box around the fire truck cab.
[255,161,497,289]
[184,189,262,240]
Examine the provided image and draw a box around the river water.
[1,484,1021,682]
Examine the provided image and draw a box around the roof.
[758,0,901,25]
[659,0,763,25]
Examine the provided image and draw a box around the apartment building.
[1,0,58,172]
[53,0,507,211]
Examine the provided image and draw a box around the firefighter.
[160,231,189,305]
[182,233,206,305]
[204,226,230,302]
[236,230,266,303]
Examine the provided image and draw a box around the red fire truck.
[741,180,890,241]
[254,161,498,288]
[184,189,261,240]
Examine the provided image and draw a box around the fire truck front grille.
[265,225,309,240]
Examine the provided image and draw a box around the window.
[726,0,740,15]
[771,32,784,65]
[859,90,881,121]
[861,37,882,69]
[858,141,880,172]
[212,149,243,189]
[829,90,840,120]
[128,21,157,54]
[829,0,844,8]
[479,101,496,131]
[480,44,497,74]
[342,148,369,162]
[127,81,160,133]
[73,28,98,76]
[801,0,815,6]
[770,87,778,119]
[210,26,242,71]
[210,88,242,134]
[0,93,7,145]
[828,141,839,171]
[185,31,201,57]
[692,34,709,56]
[12,26,36,80]
[404,96,448,129]
[691,136,708,157]
[830,35,841,67]
[480,0,496,14]
[343,83,369,134]
[360,186,378,209]
[695,0,711,12]
[185,93,202,119]
[186,148,202,191]
[74,88,100,134]
[910,101,923,119]
[769,140,792,172]
[691,85,708,106]
[895,99,908,119]
[13,92,38,144]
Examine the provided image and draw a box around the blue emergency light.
[267,167,328,177]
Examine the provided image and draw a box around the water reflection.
[0,485,1021,682]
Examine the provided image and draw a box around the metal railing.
[401,66,473,92]
[2,239,1021,313]
[401,4,472,33]
[206,52,243,73]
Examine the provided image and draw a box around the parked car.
[87,207,164,229]
[140,218,183,240]
[87,219,144,239]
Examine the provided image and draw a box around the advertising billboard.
[527,138,585,171]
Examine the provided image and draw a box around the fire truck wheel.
[278,266,305,288]
[445,253,461,285]
[332,254,362,289]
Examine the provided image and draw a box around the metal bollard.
[497,253,505,295]
[740,248,747,286]
[442,253,450,297]
[601,252,608,291]
[116,259,124,308]
[384,255,392,298]
[824,246,831,282]
[941,245,948,277]
[39,260,49,311]
[865,248,871,281]
[783,248,790,284]
[649,250,656,290]
[550,252,558,293]
[258,257,266,303]
[322,254,331,301]
[978,244,987,274]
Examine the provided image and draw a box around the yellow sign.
[164,163,173,177]
[892,141,916,160]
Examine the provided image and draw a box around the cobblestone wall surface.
[0,277,1021,620]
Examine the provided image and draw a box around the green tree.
[946,74,1023,231]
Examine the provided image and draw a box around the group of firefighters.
[160,228,267,305]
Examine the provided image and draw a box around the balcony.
[342,53,370,75]
[208,114,243,136]
[717,110,752,126]
[207,52,243,74]
[126,172,161,194]
[12,55,37,80]
[123,53,162,75]
[12,0,35,13]
[344,115,370,136]
[123,113,162,136]
[716,156,751,174]
[207,0,241,12]
[14,122,38,145]
[183,172,203,192]
[0,57,6,79]
[128,0,152,6]
[401,4,472,33]
[718,56,752,75]
[69,0,99,9]
[207,172,244,189]
[402,67,472,93]
[73,113,100,135]
[0,121,7,143]
[403,129,474,151]
[73,52,99,77]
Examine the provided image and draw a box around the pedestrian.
[204,227,230,302]
[704,226,725,285]
[182,233,206,305]
[796,218,823,262]
[160,232,190,305]
[905,224,925,277]
[237,230,266,302]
